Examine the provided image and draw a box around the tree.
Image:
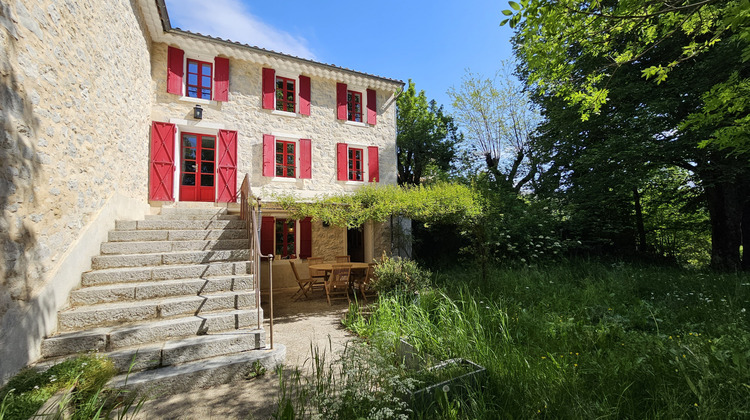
[447,62,541,192]
[518,10,750,270]
[396,80,461,185]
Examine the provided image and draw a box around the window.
[186,59,212,100]
[276,76,296,112]
[348,147,363,181]
[275,140,296,178]
[337,143,379,182]
[263,135,312,179]
[275,219,296,258]
[347,90,363,122]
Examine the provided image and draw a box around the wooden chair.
[356,263,378,304]
[306,256,326,293]
[325,264,352,305]
[335,255,351,263]
[289,260,316,301]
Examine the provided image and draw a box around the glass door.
[179,133,215,202]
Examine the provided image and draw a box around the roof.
[150,0,404,89]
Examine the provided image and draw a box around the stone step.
[108,228,247,243]
[109,344,286,396]
[42,309,263,358]
[115,220,245,231]
[59,291,256,331]
[106,330,265,373]
[100,238,248,255]
[82,261,251,286]
[144,213,241,221]
[91,249,250,270]
[70,275,254,306]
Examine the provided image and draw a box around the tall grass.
[343,261,750,418]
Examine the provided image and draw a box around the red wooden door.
[149,122,175,201]
[179,133,216,202]
[216,129,237,203]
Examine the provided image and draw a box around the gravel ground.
[130,287,355,419]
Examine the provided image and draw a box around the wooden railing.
[239,174,273,348]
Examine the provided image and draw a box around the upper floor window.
[166,46,228,102]
[187,59,213,100]
[276,77,296,112]
[347,91,363,122]
[276,140,296,178]
[348,147,363,181]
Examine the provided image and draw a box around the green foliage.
[274,182,481,229]
[372,255,432,295]
[0,354,117,420]
[346,261,750,418]
[397,80,462,185]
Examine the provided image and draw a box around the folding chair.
[356,263,378,304]
[325,263,352,305]
[335,255,351,263]
[306,256,326,293]
[289,260,316,301]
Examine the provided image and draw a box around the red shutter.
[214,56,229,102]
[299,217,312,259]
[299,75,311,116]
[262,68,275,109]
[260,216,275,257]
[216,130,238,202]
[337,143,348,181]
[336,83,347,120]
[300,138,312,179]
[263,134,275,177]
[149,122,176,201]
[368,146,379,182]
[367,89,377,125]
[167,46,184,95]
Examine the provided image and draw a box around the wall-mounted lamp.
[193,104,203,120]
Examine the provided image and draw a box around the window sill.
[344,180,365,185]
[272,110,298,118]
[344,121,368,128]
[178,96,213,106]
[271,177,298,183]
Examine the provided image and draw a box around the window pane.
[286,165,295,177]
[276,166,284,177]
[187,87,198,97]
[200,174,214,186]
[202,76,211,87]
[183,136,197,147]
[286,143,294,153]
[201,162,214,174]
[188,62,198,73]
[201,150,214,161]
[201,138,215,149]
[201,89,211,99]
[183,161,196,172]
[201,64,211,76]
[188,74,198,85]
[182,173,195,186]
[183,149,196,160]
[286,154,294,165]
[287,81,294,90]
[276,154,283,164]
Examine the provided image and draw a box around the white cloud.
[164,0,316,60]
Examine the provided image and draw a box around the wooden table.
[308,262,370,272]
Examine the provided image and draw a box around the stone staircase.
[39,204,285,395]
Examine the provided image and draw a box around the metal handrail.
[239,174,274,349]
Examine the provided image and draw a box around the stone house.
[0,0,402,385]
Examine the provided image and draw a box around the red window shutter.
[216,130,238,202]
[214,56,229,102]
[337,143,348,181]
[260,216,275,256]
[149,122,176,201]
[300,138,312,179]
[299,217,312,259]
[263,134,275,177]
[167,46,184,95]
[367,89,377,125]
[262,68,275,109]
[299,75,311,115]
[368,146,379,182]
[336,83,347,120]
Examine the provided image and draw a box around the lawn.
[277,261,750,419]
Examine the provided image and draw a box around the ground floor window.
[275,219,296,258]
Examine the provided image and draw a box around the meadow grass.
[341,261,750,419]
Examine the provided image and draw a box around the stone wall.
[148,42,399,201]
[0,0,153,384]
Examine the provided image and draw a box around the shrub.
[373,255,432,295]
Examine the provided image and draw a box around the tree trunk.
[633,188,648,254]
[704,182,743,271]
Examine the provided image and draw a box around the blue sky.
[164,0,515,111]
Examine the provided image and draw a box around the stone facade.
[0,0,153,384]
[0,0,402,385]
